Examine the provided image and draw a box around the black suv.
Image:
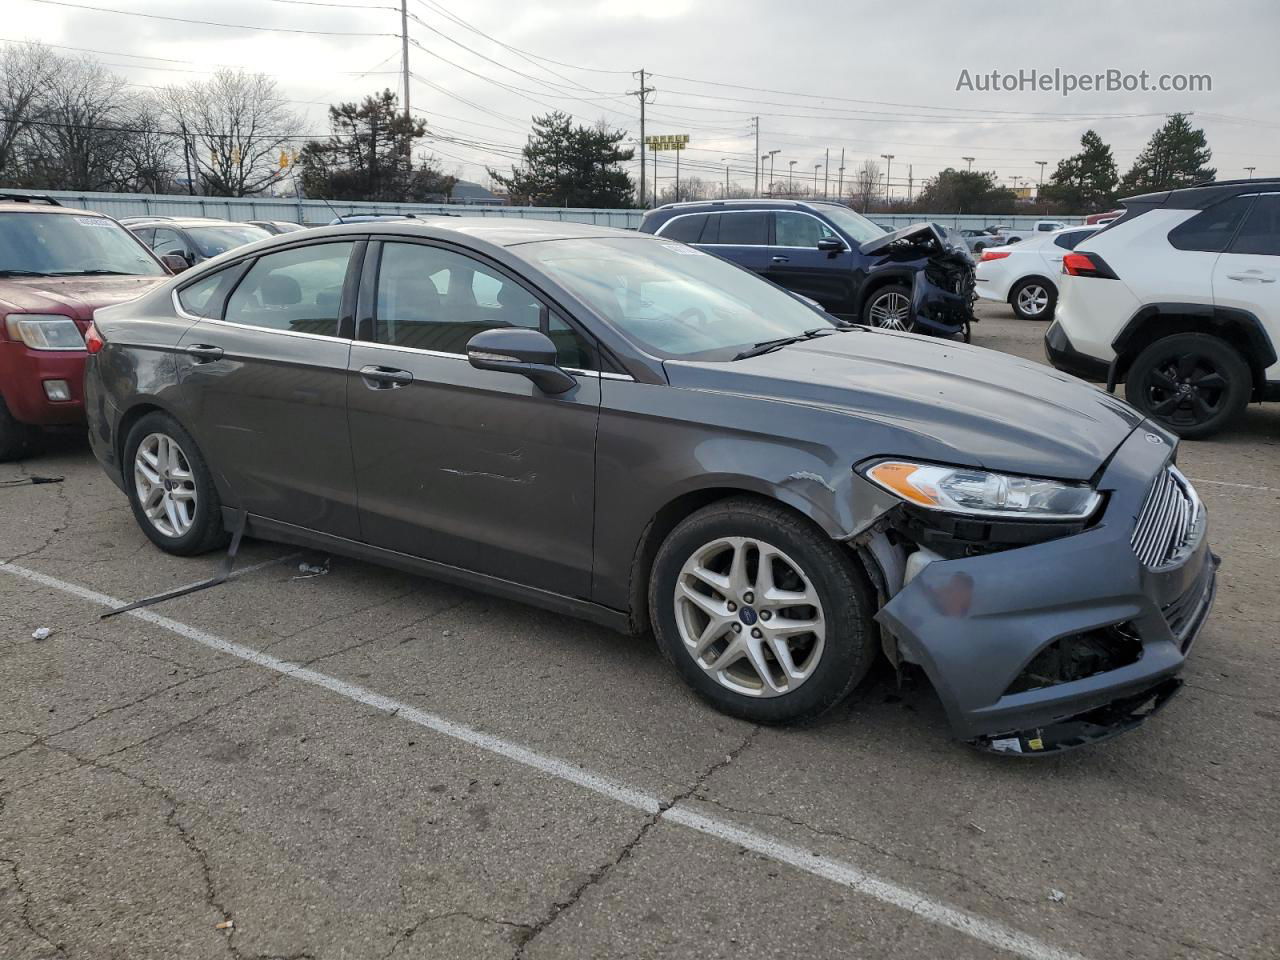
[638,199,975,337]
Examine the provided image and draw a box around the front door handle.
[184,344,223,363]
[771,255,790,263]
[1226,271,1276,283]
[359,364,414,388]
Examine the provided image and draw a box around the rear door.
[174,238,363,538]
[694,211,770,275]
[1212,192,1280,380]
[345,239,601,598]
[766,210,856,312]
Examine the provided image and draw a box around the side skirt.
[225,508,633,635]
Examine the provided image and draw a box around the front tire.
[123,412,229,555]
[649,498,877,724]
[862,283,915,332]
[0,397,40,462]
[1010,278,1056,321]
[1124,333,1251,440]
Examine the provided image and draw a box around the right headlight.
[5,314,86,351]
[860,459,1101,521]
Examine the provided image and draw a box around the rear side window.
[1053,230,1093,250]
[716,212,768,246]
[1168,196,1255,253]
[660,214,707,243]
[223,242,354,335]
[177,269,230,318]
[1227,195,1280,257]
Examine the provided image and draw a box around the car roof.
[125,217,245,228]
[306,217,643,247]
[1122,176,1280,210]
[0,200,106,217]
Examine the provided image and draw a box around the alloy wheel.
[867,291,912,331]
[133,432,198,538]
[1016,284,1049,316]
[1141,352,1228,429]
[673,536,826,697]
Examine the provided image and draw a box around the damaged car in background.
[639,199,976,339]
[85,219,1215,755]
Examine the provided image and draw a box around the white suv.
[1047,179,1280,438]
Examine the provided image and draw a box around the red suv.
[0,193,173,460]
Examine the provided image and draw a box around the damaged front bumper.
[872,426,1217,754]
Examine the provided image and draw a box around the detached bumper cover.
[876,425,1216,747]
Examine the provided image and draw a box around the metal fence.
[24,189,1084,231]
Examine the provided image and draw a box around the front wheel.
[1124,333,1251,440]
[123,412,229,555]
[0,397,39,462]
[862,283,915,332]
[649,498,877,724]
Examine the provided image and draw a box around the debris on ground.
[292,558,331,580]
[966,821,986,834]
[31,627,51,640]
[0,475,64,488]
[215,919,234,930]
[1048,889,1066,903]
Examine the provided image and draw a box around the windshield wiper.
[0,269,52,277]
[733,327,841,361]
[48,269,135,276]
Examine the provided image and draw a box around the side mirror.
[816,236,844,252]
[160,253,190,274]
[466,328,577,395]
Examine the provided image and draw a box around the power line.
[18,0,400,37]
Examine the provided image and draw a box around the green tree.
[1119,113,1215,194]
[299,90,455,202]
[489,112,635,208]
[1039,130,1118,212]
[913,168,1018,214]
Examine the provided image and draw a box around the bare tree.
[0,42,58,180]
[166,70,301,196]
[118,95,181,193]
[23,56,132,190]
[657,175,713,204]
[849,159,881,212]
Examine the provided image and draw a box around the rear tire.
[1010,278,1056,321]
[1125,333,1251,440]
[123,412,229,555]
[649,497,877,724]
[0,397,39,463]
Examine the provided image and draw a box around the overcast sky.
[9,0,1280,195]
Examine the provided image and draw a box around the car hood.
[665,329,1144,481]
[0,275,167,324]
[859,222,965,257]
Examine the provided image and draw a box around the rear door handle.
[1226,271,1276,283]
[771,255,790,263]
[359,365,414,388]
[184,344,223,362]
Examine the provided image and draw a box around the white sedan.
[974,225,1100,321]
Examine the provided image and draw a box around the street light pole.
[721,158,732,198]
[880,154,894,205]
[766,149,779,195]
[836,147,845,202]
[962,156,975,172]
[813,163,820,196]
[1245,166,1257,178]
[788,159,796,196]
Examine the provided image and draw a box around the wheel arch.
[1008,274,1057,304]
[1111,303,1273,399]
[855,268,915,316]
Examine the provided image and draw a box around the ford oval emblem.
[1145,433,1164,445]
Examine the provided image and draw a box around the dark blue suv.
[638,199,975,337]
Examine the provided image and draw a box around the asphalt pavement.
[2,302,1278,960]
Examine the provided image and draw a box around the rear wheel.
[862,283,915,332]
[1010,278,1056,321]
[1125,333,1251,439]
[0,397,39,463]
[123,412,229,555]
[649,498,877,724]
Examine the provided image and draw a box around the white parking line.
[1188,478,1280,495]
[0,560,1089,960]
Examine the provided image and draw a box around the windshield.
[0,212,166,277]
[186,224,271,258]
[521,237,837,361]
[809,204,885,244]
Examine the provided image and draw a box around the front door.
[346,239,600,598]
[766,211,856,313]
[175,239,362,538]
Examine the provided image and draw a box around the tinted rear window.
[660,214,708,243]
[715,212,768,246]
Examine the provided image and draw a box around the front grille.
[1131,466,1199,568]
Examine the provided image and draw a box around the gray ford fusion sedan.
[84,219,1217,753]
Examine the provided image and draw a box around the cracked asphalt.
[2,302,1278,960]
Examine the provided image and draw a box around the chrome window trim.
[176,308,348,343]
[654,209,770,247]
[772,210,849,251]
[351,338,632,379]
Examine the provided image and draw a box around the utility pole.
[629,69,655,206]
[823,148,829,199]
[836,148,845,202]
[400,0,411,119]
[907,164,913,204]
[881,154,894,205]
[675,145,681,203]
[962,156,975,172]
[751,117,760,195]
[722,159,732,198]
[652,151,657,206]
